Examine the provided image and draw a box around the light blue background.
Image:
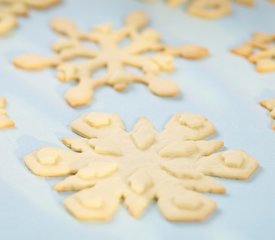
[0,0,275,239]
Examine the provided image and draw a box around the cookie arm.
[197,150,259,180]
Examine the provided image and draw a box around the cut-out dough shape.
[25,112,259,221]
[0,0,61,35]
[0,97,15,129]
[13,11,208,107]
[143,0,275,19]
[260,98,275,130]
[231,32,275,73]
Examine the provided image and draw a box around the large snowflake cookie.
[0,97,15,129]
[13,11,208,107]
[145,0,275,20]
[260,99,275,130]
[25,112,259,221]
[231,32,275,73]
[0,0,61,35]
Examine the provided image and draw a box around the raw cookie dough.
[13,11,208,107]
[144,0,275,19]
[231,32,275,73]
[0,97,15,129]
[187,0,232,19]
[25,112,258,221]
[0,0,61,35]
[260,99,275,130]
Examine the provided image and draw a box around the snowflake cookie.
[260,99,275,130]
[145,0,275,20]
[13,11,208,107]
[231,32,275,73]
[0,0,61,35]
[0,97,15,129]
[25,112,258,221]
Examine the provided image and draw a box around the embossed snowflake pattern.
[260,99,275,130]
[231,32,275,73]
[25,112,258,221]
[0,97,15,129]
[13,11,208,107]
[0,0,61,35]
[143,0,275,19]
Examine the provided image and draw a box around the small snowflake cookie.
[13,11,208,107]
[0,97,15,129]
[0,0,61,35]
[260,99,275,130]
[24,112,258,221]
[231,32,275,73]
[145,0,275,20]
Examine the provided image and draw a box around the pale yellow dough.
[0,97,15,129]
[147,0,274,19]
[260,99,275,130]
[24,112,258,221]
[187,0,232,19]
[13,11,208,107]
[231,32,275,73]
[0,0,61,35]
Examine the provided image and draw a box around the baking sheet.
[0,0,275,239]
